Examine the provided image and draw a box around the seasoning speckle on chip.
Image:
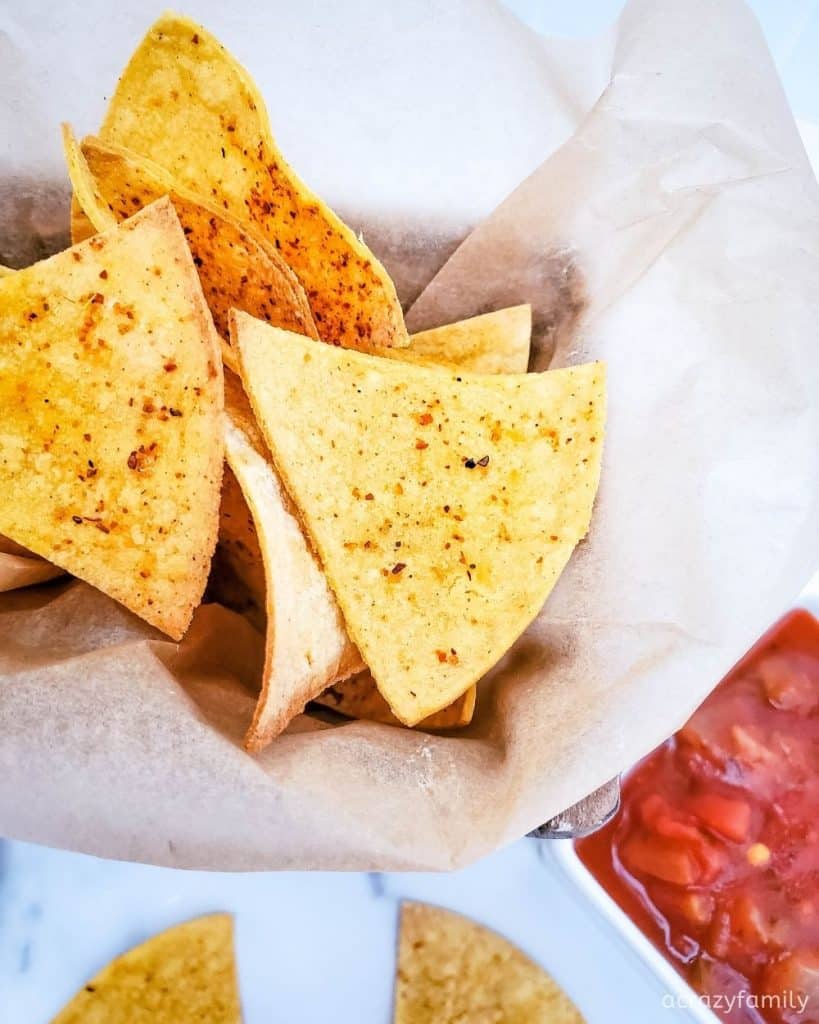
[0,198,224,640]
[233,313,605,725]
[100,11,408,351]
[64,129,318,367]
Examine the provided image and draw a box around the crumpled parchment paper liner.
[0,0,817,869]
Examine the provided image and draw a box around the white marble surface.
[2,2,819,1021]
[1,838,708,1022]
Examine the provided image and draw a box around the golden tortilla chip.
[0,198,224,639]
[380,305,532,374]
[316,673,475,730]
[235,314,605,725]
[0,264,14,276]
[62,125,117,233]
[66,130,318,367]
[70,195,97,244]
[51,914,241,1023]
[102,12,407,351]
[221,373,363,750]
[395,902,584,1024]
[224,306,529,742]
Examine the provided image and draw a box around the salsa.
[576,610,819,1024]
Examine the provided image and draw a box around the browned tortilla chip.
[221,373,363,750]
[379,305,532,374]
[65,130,318,367]
[0,199,224,639]
[101,12,407,351]
[395,902,584,1023]
[316,673,475,730]
[51,914,241,1023]
[70,194,97,244]
[235,314,605,725]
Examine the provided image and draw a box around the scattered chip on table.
[50,914,241,1023]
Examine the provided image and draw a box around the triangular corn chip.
[62,125,117,233]
[378,305,532,374]
[221,373,363,750]
[101,11,407,351]
[316,306,532,729]
[395,902,584,1023]
[51,914,241,1023]
[0,199,224,639]
[222,305,529,744]
[317,673,475,730]
[235,313,604,724]
[64,129,318,367]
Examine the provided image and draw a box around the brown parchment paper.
[0,0,818,870]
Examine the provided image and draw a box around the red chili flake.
[91,293,105,304]
[417,412,433,426]
[83,433,91,442]
[99,269,108,280]
[415,440,428,450]
[95,522,110,534]
[191,32,200,43]
[391,562,406,575]
[169,408,183,417]
[550,534,559,541]
[435,650,448,663]
[127,451,138,470]
[72,515,83,524]
[163,361,177,373]
[477,455,490,467]
[364,492,374,501]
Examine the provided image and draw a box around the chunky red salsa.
[577,610,819,1024]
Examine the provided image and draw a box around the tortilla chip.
[220,373,363,750]
[0,198,224,639]
[395,902,584,1024]
[235,314,605,724]
[62,124,118,233]
[225,306,529,742]
[379,306,532,375]
[66,132,317,368]
[0,264,14,276]
[101,12,407,351]
[316,672,475,730]
[51,914,241,1023]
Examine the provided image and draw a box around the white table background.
[2,2,818,1021]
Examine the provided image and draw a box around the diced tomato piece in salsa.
[577,609,819,1024]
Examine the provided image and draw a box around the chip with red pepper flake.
[63,126,318,370]
[100,11,408,352]
[0,198,223,639]
[234,313,605,726]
